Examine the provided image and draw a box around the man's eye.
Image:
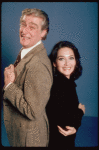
[20,23,26,27]
[29,27,34,30]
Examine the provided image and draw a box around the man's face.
[19,15,46,48]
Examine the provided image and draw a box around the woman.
[46,41,85,148]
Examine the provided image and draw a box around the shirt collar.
[21,40,42,59]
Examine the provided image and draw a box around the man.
[3,8,53,147]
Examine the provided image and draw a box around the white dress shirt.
[21,40,41,59]
[4,40,41,90]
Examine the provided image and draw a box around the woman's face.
[53,47,76,79]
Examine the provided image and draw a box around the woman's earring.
[54,67,55,73]
[53,67,56,75]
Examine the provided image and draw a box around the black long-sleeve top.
[46,72,84,131]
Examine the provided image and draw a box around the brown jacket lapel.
[14,42,44,81]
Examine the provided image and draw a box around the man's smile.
[21,33,31,39]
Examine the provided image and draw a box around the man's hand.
[4,64,15,87]
[57,126,76,137]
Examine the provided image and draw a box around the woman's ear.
[53,62,56,67]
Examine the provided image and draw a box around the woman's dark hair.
[49,41,83,80]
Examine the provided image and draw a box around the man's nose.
[22,26,29,34]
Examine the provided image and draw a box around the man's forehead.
[22,15,43,25]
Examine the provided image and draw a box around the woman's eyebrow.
[57,56,64,58]
[57,55,74,58]
[69,55,75,57]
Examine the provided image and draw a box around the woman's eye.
[70,57,74,60]
[58,58,64,61]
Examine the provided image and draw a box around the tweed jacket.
[3,42,53,147]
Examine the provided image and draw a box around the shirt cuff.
[4,82,13,90]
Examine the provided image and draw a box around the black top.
[46,72,84,131]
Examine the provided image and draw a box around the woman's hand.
[78,103,85,114]
[57,126,76,136]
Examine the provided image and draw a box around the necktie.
[14,53,21,67]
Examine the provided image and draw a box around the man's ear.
[41,29,47,39]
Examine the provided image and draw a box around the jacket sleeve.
[72,108,84,130]
[3,60,52,120]
[49,88,84,130]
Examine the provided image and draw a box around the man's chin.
[20,41,29,49]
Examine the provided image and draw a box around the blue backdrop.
[1,2,98,147]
